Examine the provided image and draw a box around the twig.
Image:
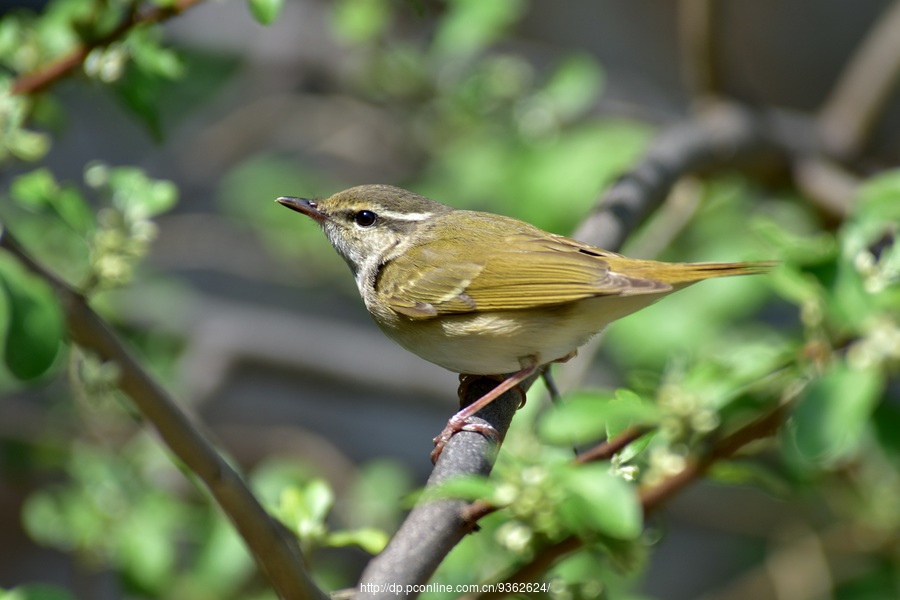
[11,0,204,96]
[817,0,900,160]
[475,406,786,598]
[458,426,654,526]
[0,226,326,600]
[678,0,720,99]
[574,426,652,465]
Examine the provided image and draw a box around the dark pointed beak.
[276,196,328,223]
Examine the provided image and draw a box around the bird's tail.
[605,257,776,286]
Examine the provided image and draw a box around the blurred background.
[1,0,899,598]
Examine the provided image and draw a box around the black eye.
[353,210,378,227]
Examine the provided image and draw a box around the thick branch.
[357,377,525,597]
[0,227,326,600]
[11,0,204,96]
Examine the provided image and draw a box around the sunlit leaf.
[432,0,525,58]
[557,464,642,540]
[332,0,391,43]
[326,527,389,554]
[247,0,284,26]
[539,390,661,446]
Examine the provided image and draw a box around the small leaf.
[326,527,389,554]
[791,362,883,465]
[248,0,284,25]
[106,167,178,219]
[303,478,335,524]
[332,0,391,43]
[10,168,58,208]
[537,54,603,121]
[557,464,642,540]
[539,390,661,446]
[432,0,525,58]
[417,474,498,503]
[0,257,64,380]
[0,583,77,600]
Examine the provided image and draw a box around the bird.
[276,184,772,462]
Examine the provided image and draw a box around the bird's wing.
[378,214,671,319]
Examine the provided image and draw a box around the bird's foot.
[431,417,500,463]
[433,364,538,464]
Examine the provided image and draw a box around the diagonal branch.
[0,226,327,600]
[11,0,204,96]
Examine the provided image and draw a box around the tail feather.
[605,257,776,286]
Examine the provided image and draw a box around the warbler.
[277,184,771,461]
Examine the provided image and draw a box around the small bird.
[277,184,771,462]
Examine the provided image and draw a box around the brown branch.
[574,426,652,464]
[458,426,654,526]
[10,0,205,96]
[0,226,327,600]
[678,0,721,99]
[817,0,900,160]
[357,376,526,598]
[475,406,787,599]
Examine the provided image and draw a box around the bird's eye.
[353,210,378,227]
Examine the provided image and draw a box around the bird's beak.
[276,196,328,223]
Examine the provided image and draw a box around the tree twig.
[0,226,326,600]
[678,0,720,99]
[475,406,786,598]
[11,0,204,96]
[817,0,900,160]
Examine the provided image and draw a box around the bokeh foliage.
[1,0,898,599]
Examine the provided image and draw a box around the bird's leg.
[541,368,561,406]
[431,364,538,464]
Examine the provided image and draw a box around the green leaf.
[105,167,178,219]
[537,54,603,121]
[0,257,64,380]
[557,464,642,540]
[326,527,389,554]
[432,0,525,58]
[10,169,94,234]
[539,390,661,446]
[791,362,883,465]
[417,474,498,503]
[248,0,284,25]
[0,584,76,600]
[10,168,58,208]
[332,0,391,43]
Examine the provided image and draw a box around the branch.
[10,0,204,96]
[357,376,527,597]
[458,426,654,526]
[817,0,900,160]
[477,406,787,597]
[0,227,327,600]
[678,0,721,99]
[574,102,781,252]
